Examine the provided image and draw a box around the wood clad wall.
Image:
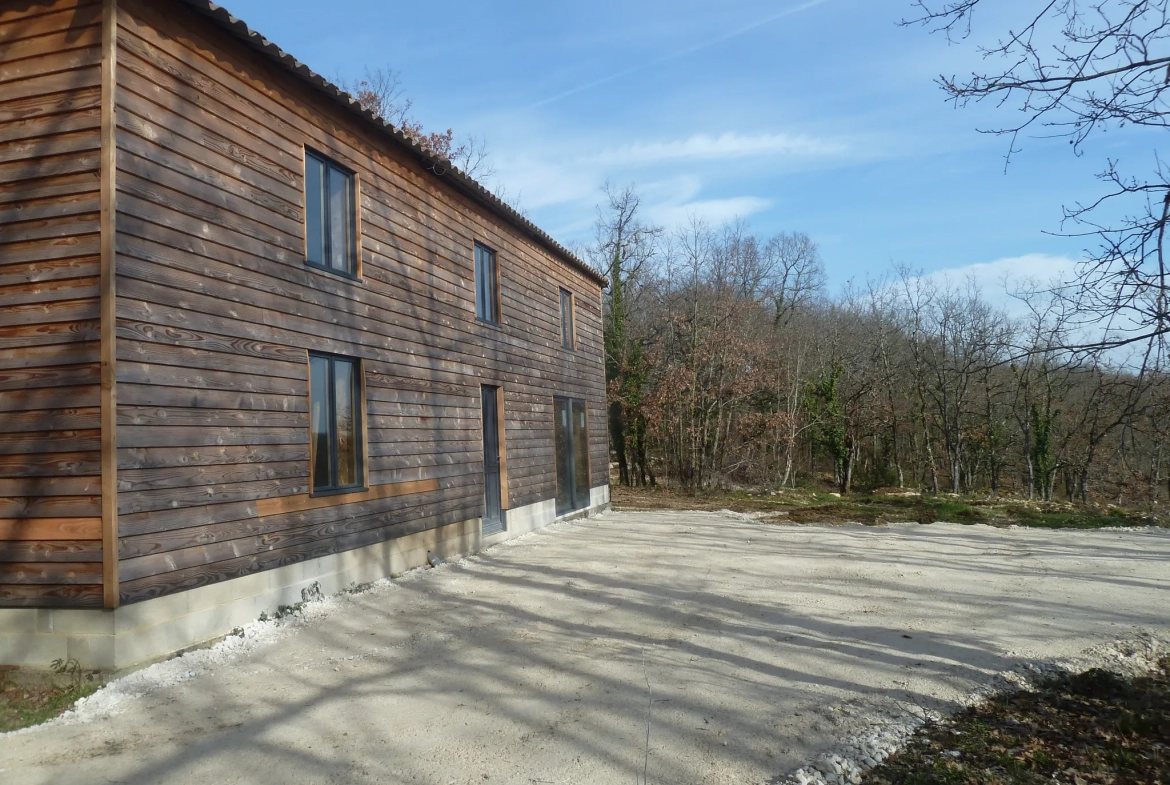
[111,0,608,604]
[0,0,105,608]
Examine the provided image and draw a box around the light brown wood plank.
[0,517,101,541]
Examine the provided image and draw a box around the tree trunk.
[609,401,629,486]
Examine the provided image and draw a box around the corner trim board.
[100,0,119,609]
[496,385,509,509]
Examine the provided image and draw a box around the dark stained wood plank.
[0,62,101,106]
[116,338,306,381]
[0,210,100,245]
[0,256,101,287]
[0,429,100,455]
[0,24,103,83]
[116,319,307,365]
[117,424,305,449]
[0,539,101,563]
[117,360,305,396]
[0,450,101,477]
[117,443,308,471]
[116,382,308,412]
[0,340,100,370]
[0,274,99,307]
[0,476,100,497]
[118,460,305,492]
[0,147,100,186]
[0,233,100,267]
[0,127,101,167]
[0,385,100,413]
[117,406,305,428]
[0,362,100,391]
[0,561,102,584]
[0,88,101,145]
[0,495,100,518]
[0,584,102,607]
[0,1,102,39]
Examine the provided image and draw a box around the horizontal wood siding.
[0,0,104,608]
[111,0,608,604]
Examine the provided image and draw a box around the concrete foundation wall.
[0,490,610,672]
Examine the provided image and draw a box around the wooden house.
[0,0,610,669]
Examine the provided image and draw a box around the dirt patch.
[864,658,1170,784]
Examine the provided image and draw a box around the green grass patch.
[864,659,1170,785]
[0,676,100,733]
[610,484,1164,529]
[1002,505,1140,530]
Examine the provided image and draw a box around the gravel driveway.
[1,510,1168,785]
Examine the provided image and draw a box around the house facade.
[0,0,610,669]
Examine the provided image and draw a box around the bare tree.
[337,66,495,180]
[768,232,826,327]
[904,1,1170,362]
[593,184,663,487]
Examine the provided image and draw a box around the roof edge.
[177,1,609,288]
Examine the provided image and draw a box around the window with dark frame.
[309,353,365,494]
[305,149,357,278]
[474,242,499,325]
[560,288,575,349]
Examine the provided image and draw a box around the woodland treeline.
[591,188,1170,506]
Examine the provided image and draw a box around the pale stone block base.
[0,489,611,671]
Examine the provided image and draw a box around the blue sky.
[221,0,1156,293]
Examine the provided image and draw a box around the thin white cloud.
[925,253,1078,292]
[594,132,848,166]
[648,196,774,227]
[919,253,1081,318]
[530,0,836,108]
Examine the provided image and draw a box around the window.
[474,242,499,324]
[553,397,590,515]
[305,149,357,277]
[309,353,364,493]
[559,288,575,349]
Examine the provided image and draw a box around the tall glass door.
[554,397,590,515]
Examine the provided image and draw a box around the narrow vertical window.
[305,149,357,277]
[560,288,575,349]
[475,242,499,324]
[309,353,365,493]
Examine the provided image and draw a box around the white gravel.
[0,511,1167,785]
